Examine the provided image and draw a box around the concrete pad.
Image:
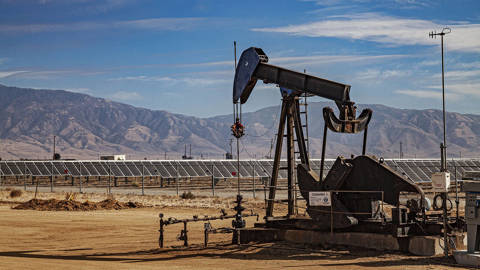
[408,236,443,256]
[240,227,465,256]
[454,250,480,267]
[283,230,400,251]
[239,228,280,244]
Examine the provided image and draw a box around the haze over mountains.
[0,84,479,160]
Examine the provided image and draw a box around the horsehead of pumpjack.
[232,47,424,229]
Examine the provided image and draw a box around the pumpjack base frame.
[256,215,463,238]
[239,225,466,256]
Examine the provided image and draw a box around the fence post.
[252,163,256,199]
[24,162,27,191]
[50,162,54,192]
[211,164,215,196]
[108,163,112,194]
[79,164,83,193]
[176,163,179,197]
[141,164,145,196]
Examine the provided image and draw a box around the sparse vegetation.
[9,189,22,198]
[180,191,195,199]
[64,192,76,201]
[106,193,115,201]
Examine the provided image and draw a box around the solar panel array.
[1,159,480,183]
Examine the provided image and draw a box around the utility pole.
[399,141,403,159]
[429,27,451,170]
[53,135,56,160]
[429,26,451,258]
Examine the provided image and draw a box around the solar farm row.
[0,159,479,183]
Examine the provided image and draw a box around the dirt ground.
[0,188,469,270]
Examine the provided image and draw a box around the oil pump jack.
[232,47,463,236]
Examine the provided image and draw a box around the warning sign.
[309,191,331,206]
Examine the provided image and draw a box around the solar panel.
[50,162,67,175]
[83,161,100,176]
[252,161,269,177]
[92,162,108,176]
[223,161,239,178]
[236,161,251,177]
[1,162,13,175]
[132,162,149,176]
[24,162,41,176]
[409,162,429,180]
[5,162,19,175]
[141,161,157,176]
[178,161,198,177]
[104,162,124,177]
[212,161,230,178]
[168,161,188,177]
[155,161,175,178]
[1,158,478,184]
[64,162,80,175]
[122,162,140,176]
[241,161,254,178]
[33,162,51,175]
[201,162,223,178]
[189,161,208,176]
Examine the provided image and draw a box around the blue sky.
[0,0,479,117]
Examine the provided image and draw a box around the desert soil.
[0,188,467,270]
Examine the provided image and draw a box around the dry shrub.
[180,191,195,199]
[65,192,76,201]
[10,189,22,198]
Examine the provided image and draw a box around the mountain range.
[0,84,479,160]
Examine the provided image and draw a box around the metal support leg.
[286,101,295,217]
[266,99,288,217]
[320,121,328,181]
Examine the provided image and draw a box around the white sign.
[309,191,331,206]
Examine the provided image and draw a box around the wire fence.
[0,159,479,197]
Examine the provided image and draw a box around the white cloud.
[270,54,407,67]
[251,13,480,53]
[0,69,105,79]
[355,68,411,80]
[454,61,480,69]
[0,17,205,33]
[0,70,28,78]
[111,91,142,101]
[419,60,440,66]
[446,83,480,96]
[443,69,480,80]
[109,75,229,86]
[395,89,459,100]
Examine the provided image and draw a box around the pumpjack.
[233,47,462,236]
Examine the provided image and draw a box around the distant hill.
[0,84,479,160]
